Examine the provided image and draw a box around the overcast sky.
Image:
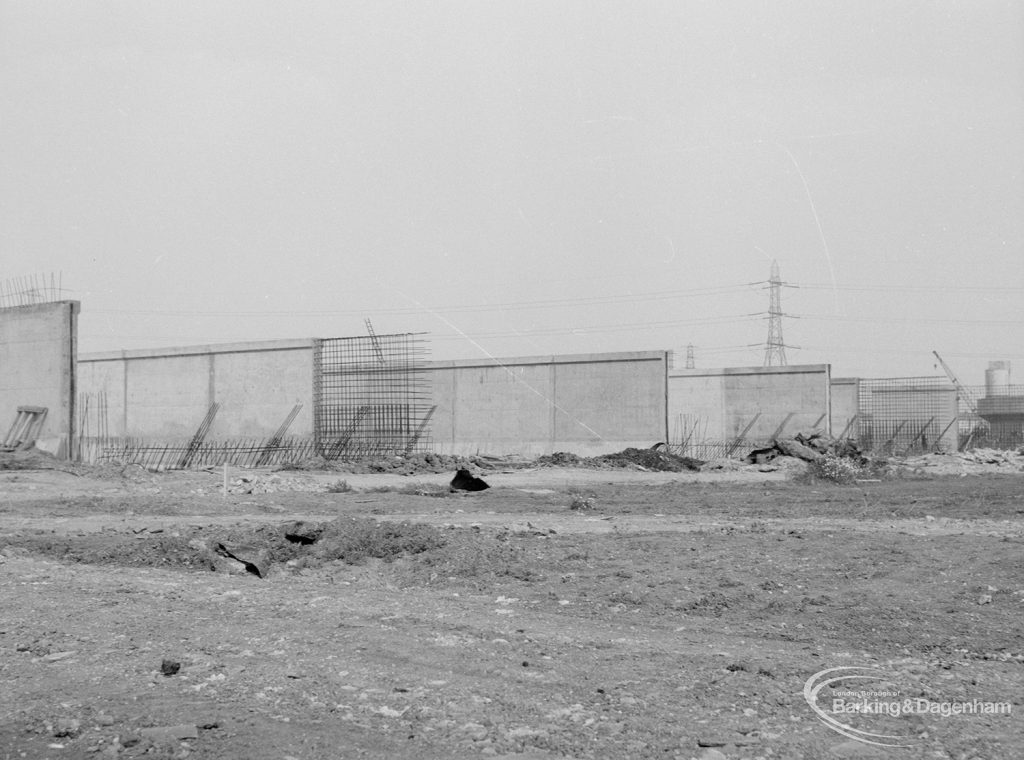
[1,1,1021,383]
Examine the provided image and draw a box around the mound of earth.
[538,447,702,472]
[593,447,703,472]
[0,449,88,476]
[0,517,450,578]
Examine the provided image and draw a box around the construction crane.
[365,318,386,365]
[932,350,980,415]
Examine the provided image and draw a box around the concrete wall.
[0,301,79,456]
[830,377,860,439]
[78,339,314,439]
[668,364,831,450]
[78,343,670,456]
[428,351,670,456]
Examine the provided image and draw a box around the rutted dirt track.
[1,466,1023,759]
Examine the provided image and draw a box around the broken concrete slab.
[774,438,823,462]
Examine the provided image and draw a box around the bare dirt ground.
[1,462,1022,760]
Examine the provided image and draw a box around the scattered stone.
[42,651,76,662]
[457,721,489,740]
[569,494,595,510]
[160,659,181,676]
[505,726,544,740]
[977,594,993,605]
[139,724,199,742]
[829,739,886,757]
[96,714,115,727]
[53,718,81,737]
[697,734,760,747]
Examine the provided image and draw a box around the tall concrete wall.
[429,351,670,456]
[78,343,670,456]
[668,364,831,450]
[0,301,79,456]
[78,339,314,439]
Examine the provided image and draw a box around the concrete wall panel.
[830,378,860,438]
[430,363,555,455]
[212,349,313,436]
[0,302,78,455]
[126,354,211,437]
[551,359,666,450]
[79,340,314,440]
[669,364,831,450]
[428,351,668,456]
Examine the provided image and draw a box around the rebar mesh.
[857,377,958,454]
[93,436,320,469]
[312,333,431,458]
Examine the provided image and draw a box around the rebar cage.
[312,332,432,458]
[857,377,959,454]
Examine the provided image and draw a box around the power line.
[83,283,761,318]
[80,314,763,346]
[430,315,762,340]
[800,314,1023,326]
[798,283,1024,293]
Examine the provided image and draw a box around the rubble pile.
[953,448,1024,466]
[900,448,1024,474]
[745,432,867,466]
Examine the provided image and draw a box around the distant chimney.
[985,361,1011,397]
